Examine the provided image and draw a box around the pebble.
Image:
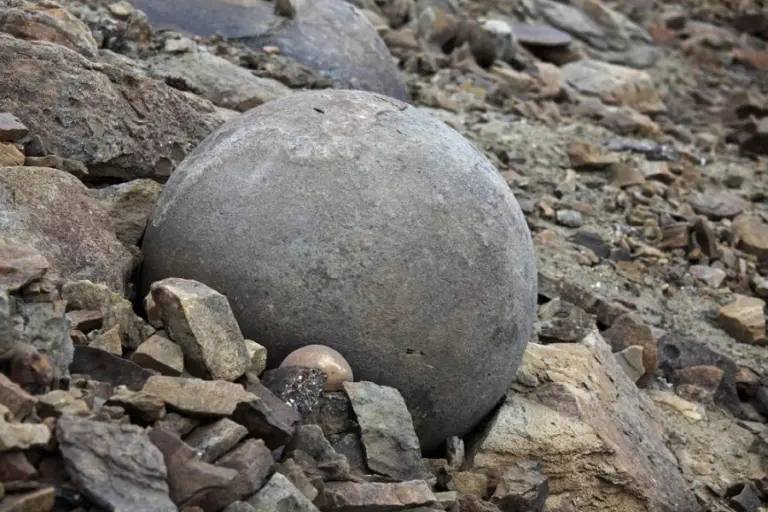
[556,209,584,227]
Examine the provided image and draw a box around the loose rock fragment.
[490,461,549,512]
[0,486,55,512]
[322,480,438,511]
[149,278,250,381]
[0,405,50,451]
[602,314,659,386]
[0,112,28,141]
[184,418,248,463]
[88,325,123,356]
[614,345,645,383]
[231,382,300,448]
[143,376,252,418]
[246,472,320,512]
[536,298,594,343]
[71,345,153,391]
[0,373,37,420]
[105,387,166,424]
[285,424,351,481]
[344,381,427,481]
[56,415,175,512]
[131,333,184,376]
[567,140,618,169]
[718,296,766,345]
[260,366,327,417]
[245,339,267,376]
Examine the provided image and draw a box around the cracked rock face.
[141,88,537,451]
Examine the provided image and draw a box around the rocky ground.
[0,0,768,510]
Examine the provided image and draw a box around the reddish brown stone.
[0,452,37,482]
[602,313,658,387]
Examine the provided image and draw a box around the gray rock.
[276,458,319,502]
[11,298,72,383]
[555,209,583,228]
[322,480,438,511]
[90,179,164,247]
[141,89,537,450]
[536,298,594,343]
[0,34,222,182]
[128,0,409,101]
[285,424,352,481]
[490,461,548,512]
[246,472,320,512]
[131,333,185,376]
[343,381,427,481]
[56,415,175,512]
[149,278,250,382]
[143,376,253,418]
[71,345,153,391]
[184,418,248,463]
[690,191,748,221]
[223,502,256,512]
[147,46,293,112]
[0,168,134,294]
[231,382,300,449]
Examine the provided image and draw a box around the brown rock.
[0,372,37,421]
[673,365,724,403]
[155,412,200,437]
[0,142,23,166]
[200,438,275,511]
[0,452,37,482]
[0,168,134,293]
[0,486,55,512]
[602,314,659,386]
[131,334,185,376]
[0,34,221,182]
[148,428,238,508]
[143,376,252,418]
[0,237,49,290]
[733,215,768,258]
[322,480,438,511]
[149,278,250,382]
[36,389,90,418]
[105,387,167,424]
[490,461,548,512]
[70,345,153,391]
[567,140,618,169]
[0,3,98,57]
[718,296,766,345]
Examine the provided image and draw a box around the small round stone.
[279,345,353,391]
[141,89,537,450]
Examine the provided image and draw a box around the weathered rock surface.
[0,34,222,182]
[246,472,320,512]
[469,332,701,512]
[0,167,133,293]
[148,278,250,382]
[56,415,176,512]
[143,376,252,418]
[90,179,164,247]
[141,89,537,451]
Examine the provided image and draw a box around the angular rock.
[155,412,200,437]
[246,472,320,512]
[66,310,103,334]
[37,389,90,418]
[201,438,275,511]
[143,376,252,418]
[306,391,355,437]
[322,480,438,511]
[0,451,37,482]
[88,325,123,356]
[245,339,268,376]
[674,365,724,403]
[0,486,55,512]
[567,140,618,169]
[131,333,184,376]
[0,372,37,420]
[562,60,665,113]
[0,112,28,141]
[285,424,351,481]
[602,313,658,386]
[148,428,238,508]
[232,382,300,449]
[448,471,488,497]
[0,237,49,290]
[733,215,768,258]
[71,345,153,391]
[471,332,701,512]
[689,265,727,288]
[56,415,175,512]
[718,296,766,345]
[0,34,222,181]
[105,387,166,424]
[490,461,548,512]
[277,458,319,502]
[536,298,594,343]
[613,345,645,383]
[147,46,293,112]
[62,280,153,350]
[260,366,327,417]
[90,179,164,247]
[149,278,250,381]
[0,406,50,450]
[184,418,248,463]
[343,381,427,481]
[690,191,748,220]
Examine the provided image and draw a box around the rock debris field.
[0,0,768,511]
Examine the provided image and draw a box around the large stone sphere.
[127,0,410,102]
[141,90,537,450]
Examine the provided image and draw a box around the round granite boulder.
[141,89,537,450]
[128,0,410,102]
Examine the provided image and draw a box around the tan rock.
[733,215,768,258]
[0,142,24,166]
[149,278,250,382]
[245,339,268,376]
[613,345,645,383]
[567,140,618,169]
[1,4,99,57]
[470,332,700,512]
[0,373,37,421]
[0,404,51,450]
[142,376,252,418]
[718,295,766,345]
[37,390,90,418]
[90,179,164,247]
[131,334,184,376]
[89,325,123,356]
[0,486,55,512]
[322,480,438,510]
[447,471,488,498]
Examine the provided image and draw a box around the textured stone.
[0,34,222,182]
[246,472,320,511]
[0,373,37,420]
[184,418,248,463]
[231,382,300,449]
[148,428,238,508]
[88,325,123,356]
[602,313,659,386]
[0,168,133,294]
[0,406,50,450]
[105,387,167,424]
[71,345,153,391]
[143,376,252,418]
[718,296,766,345]
[0,3,98,57]
[536,298,594,343]
[0,112,28,141]
[470,332,700,512]
[141,89,537,450]
[149,278,250,382]
[56,415,175,512]
[690,191,748,220]
[0,486,55,512]
[131,334,184,376]
[490,461,548,512]
[90,179,164,247]
[306,391,355,437]
[129,0,409,101]
[261,366,327,417]
[245,339,268,376]
[322,480,438,511]
[201,438,275,512]
[344,381,427,481]
[285,424,351,481]
[0,142,24,166]
[733,215,768,258]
